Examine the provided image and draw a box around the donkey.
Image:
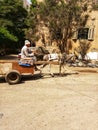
[40,49,75,76]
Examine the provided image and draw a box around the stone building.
[72,3,98,53]
[32,0,98,52]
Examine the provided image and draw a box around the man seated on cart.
[20,40,40,71]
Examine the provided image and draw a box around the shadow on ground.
[0,72,78,85]
[0,54,18,60]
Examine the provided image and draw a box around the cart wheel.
[5,70,21,84]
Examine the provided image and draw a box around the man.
[20,40,39,71]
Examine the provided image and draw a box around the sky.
[27,0,31,4]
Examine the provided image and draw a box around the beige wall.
[36,1,98,52]
[88,11,98,50]
[69,10,98,53]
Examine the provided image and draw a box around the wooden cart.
[0,59,60,84]
[0,60,35,84]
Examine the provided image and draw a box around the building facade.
[34,0,98,52]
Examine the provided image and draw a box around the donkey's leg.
[59,64,67,75]
[59,63,69,74]
[48,63,54,77]
[59,63,62,75]
[40,63,48,69]
[62,63,69,73]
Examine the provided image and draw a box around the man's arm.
[23,47,34,57]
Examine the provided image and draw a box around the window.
[72,27,94,41]
[78,28,89,39]
[88,28,94,41]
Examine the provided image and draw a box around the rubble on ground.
[68,59,98,68]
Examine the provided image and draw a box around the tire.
[5,70,21,84]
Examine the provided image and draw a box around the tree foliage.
[25,0,40,43]
[29,0,90,53]
[0,27,18,42]
[75,40,91,59]
[0,0,28,50]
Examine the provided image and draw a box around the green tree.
[25,0,40,44]
[0,0,28,51]
[29,0,89,53]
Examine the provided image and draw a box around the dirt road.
[0,64,98,130]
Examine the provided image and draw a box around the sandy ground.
[0,55,98,130]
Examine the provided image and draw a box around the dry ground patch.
[0,55,98,130]
[0,65,98,130]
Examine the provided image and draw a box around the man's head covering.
[25,40,30,45]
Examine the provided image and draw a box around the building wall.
[88,11,98,50]
[35,1,98,52]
